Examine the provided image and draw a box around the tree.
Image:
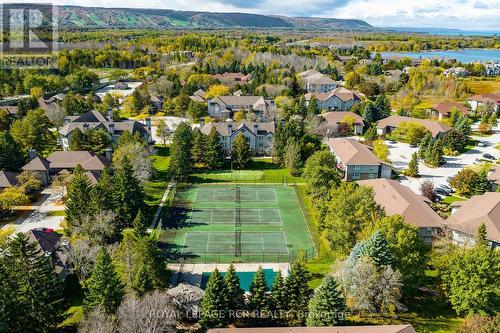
[393,122,430,145]
[270,270,287,315]
[307,276,346,326]
[191,128,206,165]
[133,209,147,236]
[476,223,488,247]
[0,233,64,333]
[84,248,124,314]
[284,139,302,176]
[155,119,169,146]
[372,139,390,162]
[10,109,53,152]
[323,183,384,255]
[374,94,391,119]
[91,168,114,212]
[132,264,154,297]
[302,150,341,201]
[443,244,499,315]
[205,84,230,99]
[363,102,379,124]
[0,186,29,212]
[307,96,320,115]
[364,125,378,141]
[168,122,193,180]
[360,231,394,267]
[0,131,25,171]
[405,152,419,177]
[65,166,93,230]
[113,156,144,229]
[199,268,229,328]
[113,142,152,181]
[247,266,270,325]
[449,169,482,198]
[418,133,432,159]
[224,263,245,314]
[79,210,118,245]
[232,133,251,169]
[205,127,224,169]
[285,258,312,326]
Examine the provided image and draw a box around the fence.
[190,173,304,186]
[294,186,321,255]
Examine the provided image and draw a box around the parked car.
[482,153,495,160]
[435,187,450,196]
[477,141,487,147]
[389,140,397,144]
[439,184,453,193]
[409,144,418,148]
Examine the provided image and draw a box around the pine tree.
[476,223,488,247]
[473,170,491,195]
[224,263,245,313]
[91,167,113,212]
[84,248,124,314]
[232,133,251,169]
[205,127,224,169]
[405,152,419,177]
[168,122,193,180]
[133,209,147,236]
[69,127,86,151]
[364,125,378,141]
[132,264,154,297]
[306,276,346,326]
[284,139,302,176]
[430,139,444,167]
[191,128,206,165]
[0,131,25,171]
[361,230,393,267]
[363,103,379,124]
[374,94,391,119]
[113,156,144,229]
[285,258,312,326]
[65,165,93,230]
[0,233,64,333]
[134,236,170,289]
[247,266,270,326]
[270,270,287,325]
[199,268,229,328]
[418,133,432,159]
[307,96,320,116]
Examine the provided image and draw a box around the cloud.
[3,0,500,30]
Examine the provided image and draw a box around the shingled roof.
[200,121,275,136]
[321,111,364,125]
[208,325,416,333]
[305,87,361,102]
[22,151,110,172]
[327,138,387,166]
[431,102,470,116]
[377,115,451,137]
[0,171,19,188]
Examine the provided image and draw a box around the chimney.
[109,123,115,135]
[28,149,37,160]
[83,123,89,132]
[145,117,151,131]
[104,148,112,161]
[228,123,232,134]
[253,123,258,134]
[63,117,70,126]
[200,117,205,128]
[108,108,113,124]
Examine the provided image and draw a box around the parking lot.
[387,122,500,195]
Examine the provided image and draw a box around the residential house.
[22,150,111,185]
[376,115,451,138]
[0,171,19,191]
[207,95,274,121]
[484,62,500,76]
[446,192,500,249]
[358,179,443,243]
[95,81,143,101]
[150,95,163,110]
[488,166,500,191]
[59,110,152,150]
[326,138,392,181]
[190,89,207,103]
[213,72,251,86]
[304,87,362,112]
[299,69,341,93]
[0,105,19,116]
[200,119,275,156]
[428,102,470,120]
[208,325,416,333]
[443,67,469,77]
[28,228,70,277]
[38,95,65,116]
[466,93,500,114]
[320,111,364,136]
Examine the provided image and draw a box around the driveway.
[387,122,500,195]
[3,187,65,233]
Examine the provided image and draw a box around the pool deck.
[168,262,290,288]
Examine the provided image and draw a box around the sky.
[3,0,500,31]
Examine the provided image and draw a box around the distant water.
[379,49,500,63]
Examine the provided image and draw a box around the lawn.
[190,158,304,184]
[465,79,500,94]
[442,195,465,204]
[143,145,171,219]
[59,275,84,329]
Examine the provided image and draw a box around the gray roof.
[28,229,69,276]
[22,151,110,171]
[201,121,275,136]
[210,96,267,111]
[0,171,19,188]
[327,138,387,166]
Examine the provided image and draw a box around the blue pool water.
[200,269,277,291]
[379,49,500,63]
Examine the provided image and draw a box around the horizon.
[3,0,500,31]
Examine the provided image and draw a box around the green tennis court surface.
[159,184,316,263]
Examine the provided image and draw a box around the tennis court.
[159,184,316,263]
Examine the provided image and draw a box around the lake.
[379,49,500,63]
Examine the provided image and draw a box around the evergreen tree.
[168,122,193,180]
[224,263,245,313]
[476,223,488,247]
[285,258,312,326]
[69,127,86,151]
[363,103,379,124]
[473,170,491,195]
[84,248,124,314]
[191,128,206,165]
[284,139,303,176]
[307,96,320,116]
[418,133,432,159]
[306,276,346,326]
[374,94,391,119]
[134,237,170,289]
[65,165,93,230]
[270,270,287,325]
[430,139,444,167]
[132,263,154,297]
[91,167,114,212]
[133,209,147,236]
[0,233,64,333]
[405,152,419,177]
[205,127,224,169]
[361,230,394,267]
[247,266,270,326]
[113,156,144,229]
[232,133,251,169]
[364,125,378,141]
[199,268,229,328]
[0,131,25,171]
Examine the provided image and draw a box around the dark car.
[482,153,495,160]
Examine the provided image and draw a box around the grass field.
[159,183,315,263]
[465,79,500,94]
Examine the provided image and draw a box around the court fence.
[190,174,305,186]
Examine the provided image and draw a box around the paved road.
[388,122,500,195]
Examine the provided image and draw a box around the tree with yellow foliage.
[205,84,230,99]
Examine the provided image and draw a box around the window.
[354,165,360,171]
[352,173,360,180]
[368,173,374,179]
